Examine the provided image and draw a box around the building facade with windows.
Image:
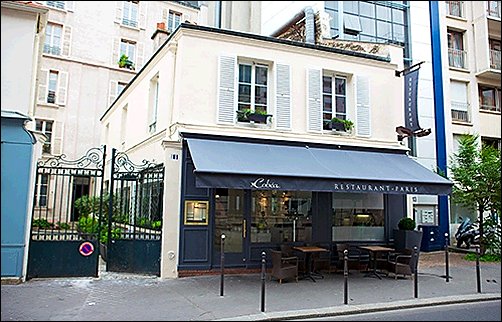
[441,1,501,225]
[100,24,451,278]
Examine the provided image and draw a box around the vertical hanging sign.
[404,68,421,132]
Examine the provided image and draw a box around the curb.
[216,293,502,321]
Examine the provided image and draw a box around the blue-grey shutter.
[217,55,236,124]
[307,68,322,132]
[356,75,371,137]
[275,63,291,130]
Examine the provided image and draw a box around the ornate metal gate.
[105,148,164,276]
[27,146,106,278]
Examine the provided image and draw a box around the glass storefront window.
[251,191,312,243]
[332,193,384,242]
[214,189,244,253]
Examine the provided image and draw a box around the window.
[237,62,268,117]
[44,23,62,55]
[487,1,501,18]
[332,193,385,242]
[122,1,139,27]
[120,39,136,68]
[450,80,470,122]
[47,70,58,104]
[482,137,501,150]
[167,10,182,32]
[446,1,464,18]
[148,75,159,134]
[489,39,501,70]
[251,191,312,243]
[118,82,127,96]
[35,119,53,154]
[184,201,208,225]
[447,30,466,68]
[479,86,501,112]
[46,1,65,10]
[34,174,49,207]
[322,75,346,130]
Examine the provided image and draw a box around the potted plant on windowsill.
[331,117,354,133]
[118,54,135,70]
[393,217,423,251]
[236,109,272,124]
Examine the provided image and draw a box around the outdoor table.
[292,246,329,282]
[357,245,394,279]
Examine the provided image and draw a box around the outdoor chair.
[270,250,298,284]
[386,248,417,279]
[312,243,333,274]
[334,243,370,272]
[280,244,306,273]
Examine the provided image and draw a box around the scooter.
[455,217,480,248]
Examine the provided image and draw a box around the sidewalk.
[1,252,501,321]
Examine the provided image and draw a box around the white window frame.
[120,39,136,64]
[168,10,182,32]
[44,22,63,56]
[35,119,53,154]
[122,1,139,28]
[149,76,159,134]
[322,74,347,130]
[237,61,269,116]
[34,173,50,208]
[117,82,127,96]
[479,85,501,112]
[46,1,65,10]
[47,70,58,104]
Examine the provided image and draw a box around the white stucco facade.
[101,24,407,278]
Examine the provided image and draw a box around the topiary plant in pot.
[394,217,423,251]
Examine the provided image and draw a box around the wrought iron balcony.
[448,48,467,69]
[446,1,464,18]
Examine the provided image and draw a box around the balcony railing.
[122,18,138,28]
[480,103,501,112]
[451,102,470,123]
[490,49,501,70]
[446,1,464,18]
[448,48,467,68]
[487,1,501,18]
[43,44,61,56]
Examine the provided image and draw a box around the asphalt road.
[305,300,502,321]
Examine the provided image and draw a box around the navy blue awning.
[186,138,452,195]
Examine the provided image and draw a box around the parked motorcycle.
[455,217,480,248]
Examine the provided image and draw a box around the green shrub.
[32,218,52,229]
[151,220,162,229]
[99,227,123,244]
[398,217,416,230]
[77,215,99,234]
[56,222,71,230]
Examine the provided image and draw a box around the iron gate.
[105,148,164,276]
[27,146,106,278]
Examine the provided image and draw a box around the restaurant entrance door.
[213,189,248,267]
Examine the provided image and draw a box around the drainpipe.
[304,6,315,44]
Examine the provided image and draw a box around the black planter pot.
[394,229,423,251]
[331,121,346,131]
[247,113,270,123]
[99,242,107,261]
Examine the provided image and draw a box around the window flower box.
[331,117,354,133]
[236,109,272,124]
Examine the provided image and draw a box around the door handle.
[243,219,246,239]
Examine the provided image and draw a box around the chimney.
[304,6,315,44]
[151,22,169,52]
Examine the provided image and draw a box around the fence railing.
[451,102,470,123]
[490,49,501,70]
[448,48,467,68]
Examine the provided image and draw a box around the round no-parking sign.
[79,241,94,256]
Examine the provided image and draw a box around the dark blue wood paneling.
[107,239,160,276]
[182,229,209,262]
[27,241,98,278]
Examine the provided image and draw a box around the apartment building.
[442,1,501,223]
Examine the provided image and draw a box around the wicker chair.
[386,248,417,279]
[335,243,370,272]
[280,244,306,273]
[270,250,298,283]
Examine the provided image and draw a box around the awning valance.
[186,138,452,195]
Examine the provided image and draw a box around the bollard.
[413,246,418,298]
[475,246,481,293]
[261,251,266,312]
[343,249,348,305]
[445,233,450,282]
[220,234,225,297]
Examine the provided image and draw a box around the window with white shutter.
[450,80,470,122]
[35,119,53,154]
[122,1,139,28]
[148,74,159,134]
[356,75,371,137]
[61,25,72,56]
[168,10,182,32]
[217,55,236,124]
[52,120,64,155]
[57,71,68,106]
[322,74,347,130]
[275,63,291,130]
[44,23,63,55]
[37,69,49,104]
[307,68,322,132]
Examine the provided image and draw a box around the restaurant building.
[100,23,452,278]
